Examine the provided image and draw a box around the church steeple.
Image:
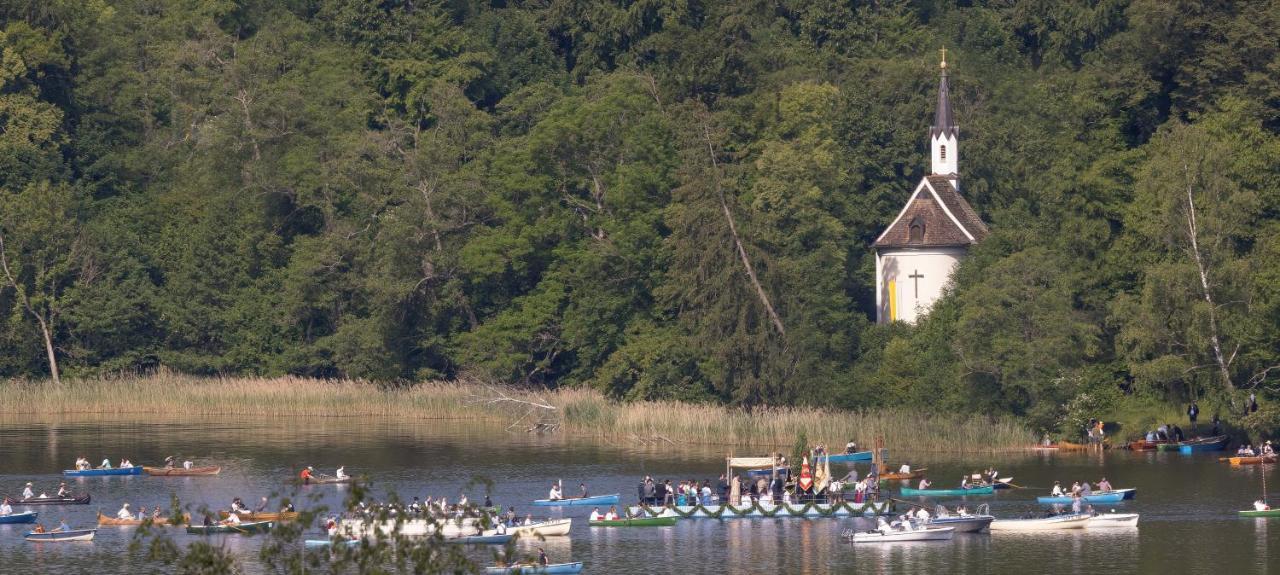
[930,48,958,188]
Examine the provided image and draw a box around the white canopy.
[726,457,783,469]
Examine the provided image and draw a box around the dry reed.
[0,374,1035,452]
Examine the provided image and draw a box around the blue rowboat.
[305,539,359,549]
[484,562,584,574]
[1179,436,1229,453]
[25,528,96,542]
[1036,489,1135,504]
[444,533,513,545]
[825,449,888,464]
[745,467,790,478]
[63,467,144,477]
[0,512,38,524]
[900,485,994,497]
[532,494,619,506]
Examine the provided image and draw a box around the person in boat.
[164,455,176,469]
[1051,481,1064,497]
[1156,423,1169,441]
[231,498,249,514]
[100,458,112,469]
[1265,441,1275,456]
[1172,424,1185,442]
[152,507,163,521]
[1255,499,1271,511]
[1098,477,1113,492]
[605,506,619,520]
[255,497,269,512]
[845,440,858,454]
[117,503,135,520]
[576,483,588,499]
[22,483,34,500]
[547,483,562,501]
[281,501,295,513]
[537,547,549,566]
[959,476,969,489]
[57,482,69,498]
[182,460,193,470]
[523,514,534,526]
[459,493,469,507]
[956,505,969,516]
[333,466,348,480]
[1080,481,1092,496]
[32,523,46,533]
[54,518,70,532]
[917,478,931,490]
[0,500,11,515]
[1070,481,1082,496]
[589,507,602,521]
[876,516,893,535]
[300,466,314,484]
[914,507,931,522]
[1071,494,1083,514]
[221,511,241,526]
[121,459,133,468]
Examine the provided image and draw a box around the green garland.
[630,499,892,518]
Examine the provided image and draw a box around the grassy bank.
[0,375,1036,452]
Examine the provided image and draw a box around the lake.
[1,416,1277,574]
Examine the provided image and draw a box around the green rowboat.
[186,521,274,535]
[589,517,677,527]
[899,485,995,497]
[1238,509,1280,518]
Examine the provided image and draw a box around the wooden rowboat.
[1127,439,1174,451]
[218,511,299,522]
[186,520,273,535]
[1220,455,1277,465]
[144,466,221,477]
[589,516,677,527]
[1057,441,1110,451]
[877,468,927,481]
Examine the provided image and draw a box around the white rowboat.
[850,526,955,542]
[989,514,1090,532]
[1086,512,1139,528]
[511,518,572,537]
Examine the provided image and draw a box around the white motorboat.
[1086,512,1139,528]
[511,518,572,537]
[989,514,1090,532]
[849,526,955,542]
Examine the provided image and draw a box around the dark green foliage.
[1,0,1278,423]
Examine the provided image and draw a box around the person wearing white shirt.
[100,458,112,469]
[589,507,602,521]
[548,484,562,501]
[0,501,11,515]
[117,503,135,520]
[335,466,347,479]
[1051,482,1065,497]
[915,507,930,522]
[223,512,241,525]
[183,460,193,470]
[876,517,892,535]
[917,479,931,490]
[1255,499,1271,511]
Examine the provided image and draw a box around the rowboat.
[825,449,886,464]
[745,467,790,478]
[510,518,572,537]
[589,517,676,527]
[989,514,1090,531]
[305,538,360,549]
[0,511,38,524]
[1036,489,1135,504]
[877,468,927,482]
[63,467,143,477]
[185,521,274,535]
[25,528,96,542]
[444,533,513,544]
[1221,455,1278,465]
[928,515,994,533]
[1127,439,1174,451]
[1057,441,1092,451]
[144,466,221,476]
[7,495,90,506]
[1179,436,1229,453]
[1086,512,1139,528]
[899,485,994,497]
[304,476,354,485]
[1238,508,1280,518]
[625,500,893,519]
[484,562,585,574]
[531,494,619,507]
[849,526,954,542]
[97,512,185,526]
[218,511,300,522]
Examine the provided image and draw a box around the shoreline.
[0,374,1037,453]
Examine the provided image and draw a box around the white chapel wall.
[877,247,966,324]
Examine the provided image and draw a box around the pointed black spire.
[931,48,956,139]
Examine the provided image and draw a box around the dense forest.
[0,0,1277,431]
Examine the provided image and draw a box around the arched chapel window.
[908,216,925,244]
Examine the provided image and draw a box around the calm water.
[1,416,1278,574]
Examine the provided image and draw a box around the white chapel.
[873,52,988,324]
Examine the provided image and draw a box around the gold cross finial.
[940,47,948,69]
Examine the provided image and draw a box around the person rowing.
[579,483,588,498]
[917,478,931,490]
[605,506,619,520]
[335,466,348,480]
[56,482,68,498]
[1097,477,1113,492]
[117,503,135,520]
[22,483,34,500]
[100,458,112,469]
[300,466,314,484]
[845,440,858,454]
[1051,481,1064,497]
[221,512,241,526]
[589,507,602,521]
[548,483,563,501]
[255,497,269,512]
[231,498,250,514]
[1255,499,1271,511]
[0,501,11,515]
[959,476,970,489]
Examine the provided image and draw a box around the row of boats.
[846,511,1141,542]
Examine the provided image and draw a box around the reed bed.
[0,375,1035,452]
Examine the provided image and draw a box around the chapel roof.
[873,176,988,249]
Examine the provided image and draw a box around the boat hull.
[25,529,96,542]
[825,450,883,463]
[531,494,619,507]
[850,527,954,542]
[1086,513,1139,528]
[1222,455,1278,465]
[144,466,221,476]
[0,512,37,524]
[218,511,299,522]
[928,515,994,533]
[186,521,274,535]
[589,517,676,527]
[8,495,90,506]
[511,518,572,537]
[900,486,995,497]
[63,467,143,477]
[989,514,1090,531]
[1238,509,1280,518]
[97,512,185,526]
[444,534,513,544]
[484,562,584,574]
[1037,489,1134,504]
[625,500,893,519]
[305,539,360,548]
